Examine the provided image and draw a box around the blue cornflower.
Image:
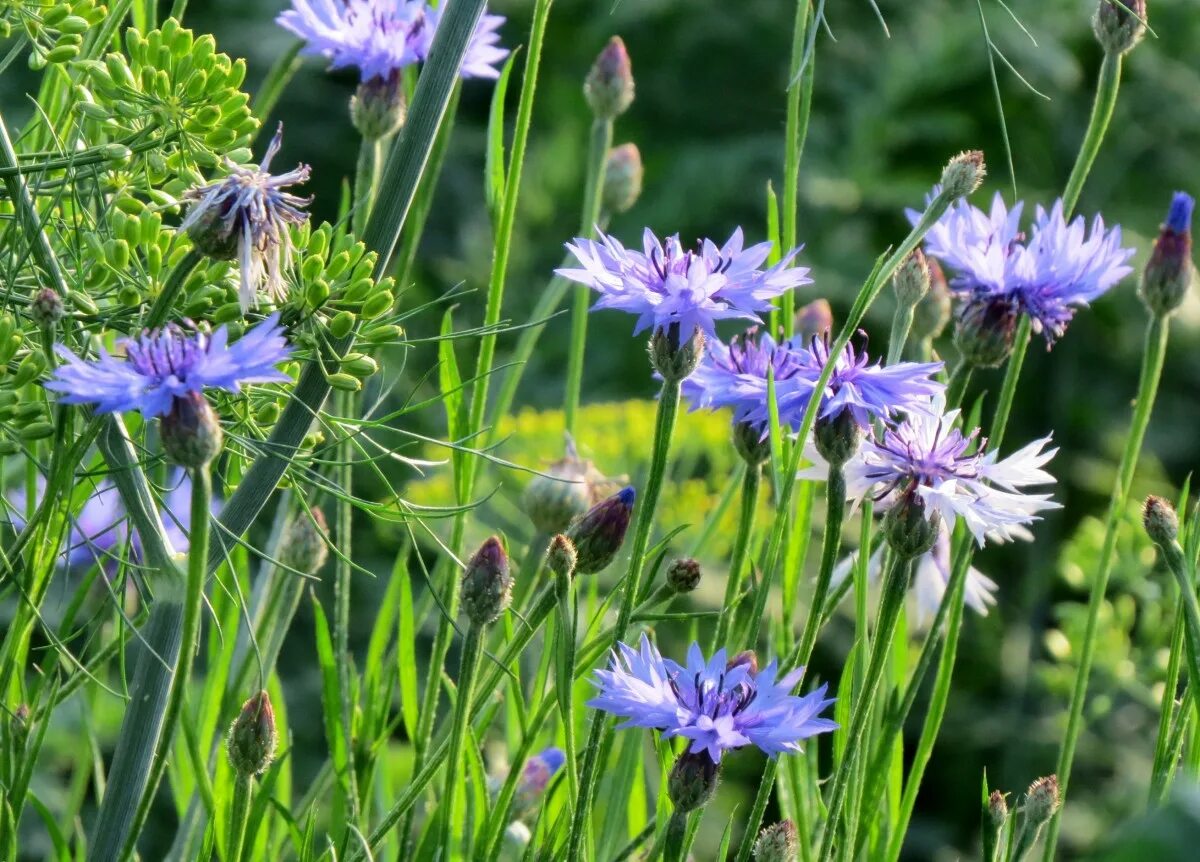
[46,314,292,419]
[911,192,1134,345]
[844,396,1059,546]
[277,0,508,82]
[682,328,944,436]
[180,125,312,310]
[587,635,836,763]
[558,228,811,341]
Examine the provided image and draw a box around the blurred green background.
[12,0,1200,858]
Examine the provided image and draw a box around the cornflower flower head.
[180,125,312,310]
[910,192,1134,356]
[587,635,836,763]
[46,314,292,419]
[681,328,807,432]
[277,0,508,82]
[844,396,1059,548]
[558,228,811,343]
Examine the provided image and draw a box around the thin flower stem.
[1043,313,1170,860]
[944,358,973,410]
[793,466,847,670]
[352,136,384,238]
[989,315,1031,448]
[563,116,614,435]
[1061,53,1122,217]
[816,553,914,862]
[780,0,816,337]
[226,773,253,862]
[555,572,581,809]
[439,622,486,858]
[333,389,361,827]
[1149,607,1187,803]
[568,377,682,861]
[886,303,916,365]
[711,461,762,650]
[663,810,690,862]
[1152,536,1200,725]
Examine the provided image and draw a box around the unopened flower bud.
[513,747,565,818]
[911,258,952,343]
[1093,0,1146,56]
[524,437,601,534]
[955,297,1018,368]
[988,789,1009,828]
[1143,495,1179,546]
[884,491,939,559]
[1026,775,1059,825]
[584,37,634,119]
[727,650,758,675]
[603,143,643,214]
[893,249,931,308]
[11,703,30,746]
[1140,191,1194,318]
[461,536,512,626]
[650,323,706,381]
[279,507,330,575]
[31,288,65,328]
[940,150,986,199]
[666,557,701,594]
[668,750,719,813]
[350,73,407,140]
[733,419,771,466]
[547,533,577,579]
[161,391,223,468]
[814,408,863,467]
[567,487,635,574]
[753,820,799,862]
[227,690,277,777]
[795,298,833,343]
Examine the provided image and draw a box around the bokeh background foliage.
[6,0,1200,859]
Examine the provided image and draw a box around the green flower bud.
[988,789,1009,829]
[666,557,701,594]
[350,73,408,140]
[30,288,65,329]
[649,323,705,382]
[1025,775,1059,825]
[1093,0,1146,56]
[733,419,771,466]
[227,690,278,777]
[954,297,1018,369]
[584,37,634,119]
[911,258,952,343]
[884,491,939,559]
[461,536,513,626]
[523,436,606,534]
[546,534,577,580]
[814,408,863,468]
[278,507,330,576]
[939,150,986,200]
[161,391,224,468]
[668,750,719,814]
[753,820,798,862]
[1143,495,1179,546]
[602,143,643,214]
[893,248,931,308]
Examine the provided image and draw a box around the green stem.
[1153,536,1200,724]
[226,773,252,862]
[663,811,690,862]
[945,359,972,411]
[793,466,847,671]
[1061,52,1122,217]
[780,0,816,336]
[886,303,916,365]
[333,390,360,828]
[352,136,383,238]
[989,315,1031,448]
[568,377,682,861]
[816,554,913,862]
[439,623,485,858]
[1150,607,1187,804]
[1043,313,1169,860]
[562,116,614,435]
[555,568,581,809]
[711,460,762,650]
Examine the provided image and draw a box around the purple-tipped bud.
[161,391,224,469]
[547,533,577,579]
[893,249,931,308]
[1140,191,1194,317]
[727,650,758,676]
[954,296,1019,368]
[940,150,987,199]
[1143,495,1180,546]
[513,747,565,817]
[753,820,799,862]
[1094,0,1146,56]
[279,507,330,575]
[567,486,635,574]
[461,536,512,626]
[814,407,864,467]
[666,557,701,594]
[351,72,407,140]
[30,288,65,329]
[884,489,940,559]
[584,36,634,119]
[988,789,1009,828]
[227,690,277,777]
[912,258,952,343]
[795,298,833,343]
[1026,775,1060,825]
[603,143,644,215]
[733,419,771,466]
[650,323,706,381]
[668,750,720,813]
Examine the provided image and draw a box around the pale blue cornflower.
[843,396,1059,546]
[682,327,944,435]
[587,635,836,763]
[277,0,508,82]
[45,314,292,418]
[910,192,1135,344]
[559,228,811,341]
[180,125,312,310]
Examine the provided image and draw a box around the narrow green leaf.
[311,594,349,779]
[485,52,518,219]
[397,556,420,743]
